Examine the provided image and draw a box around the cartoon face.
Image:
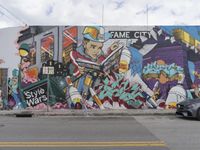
[84,40,103,59]
[21,57,30,71]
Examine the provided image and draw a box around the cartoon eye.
[91,45,96,49]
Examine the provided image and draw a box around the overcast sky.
[0,0,200,28]
[0,0,200,77]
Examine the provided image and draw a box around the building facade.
[1,25,200,110]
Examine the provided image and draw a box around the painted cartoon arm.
[98,41,121,63]
[105,41,120,56]
[70,51,85,77]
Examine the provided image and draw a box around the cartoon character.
[18,43,38,85]
[67,26,120,108]
[151,81,160,101]
[165,74,186,109]
[8,69,23,109]
[20,57,32,84]
[22,64,38,84]
[70,26,119,77]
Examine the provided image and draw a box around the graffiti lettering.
[23,82,48,107]
[3,25,200,110]
[109,31,151,39]
[110,31,130,39]
[24,88,45,99]
[26,95,47,107]
[134,31,151,39]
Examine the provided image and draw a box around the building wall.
[0,68,8,109]
[2,26,200,110]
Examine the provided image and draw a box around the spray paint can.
[119,48,131,73]
[152,81,160,101]
[89,88,105,110]
[153,81,159,91]
[66,76,82,109]
[82,74,93,97]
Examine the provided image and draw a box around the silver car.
[176,98,200,120]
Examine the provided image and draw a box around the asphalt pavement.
[135,115,200,150]
[0,116,170,150]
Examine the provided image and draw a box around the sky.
[0,0,200,28]
[0,0,200,77]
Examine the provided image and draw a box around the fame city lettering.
[109,31,151,39]
[24,87,47,107]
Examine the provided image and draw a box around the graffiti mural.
[1,25,200,110]
[7,69,23,109]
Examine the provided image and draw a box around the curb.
[0,109,176,117]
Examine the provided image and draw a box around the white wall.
[0,27,21,77]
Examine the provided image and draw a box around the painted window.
[41,35,54,63]
[29,42,36,66]
[62,27,77,64]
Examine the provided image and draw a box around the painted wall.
[1,25,200,110]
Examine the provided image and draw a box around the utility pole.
[146,4,149,31]
[102,4,104,26]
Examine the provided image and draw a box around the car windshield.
[186,98,200,101]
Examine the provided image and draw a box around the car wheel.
[196,108,200,120]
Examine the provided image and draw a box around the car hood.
[178,99,200,106]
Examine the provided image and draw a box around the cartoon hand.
[30,48,36,57]
[110,41,119,51]
[78,66,85,74]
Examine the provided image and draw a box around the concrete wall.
[2,25,200,110]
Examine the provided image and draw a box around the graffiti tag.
[23,82,48,107]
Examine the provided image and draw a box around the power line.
[0,3,27,25]
[0,9,18,25]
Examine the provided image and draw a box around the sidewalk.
[0,109,176,117]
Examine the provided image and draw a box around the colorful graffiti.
[143,60,184,84]
[7,69,23,109]
[1,25,200,110]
